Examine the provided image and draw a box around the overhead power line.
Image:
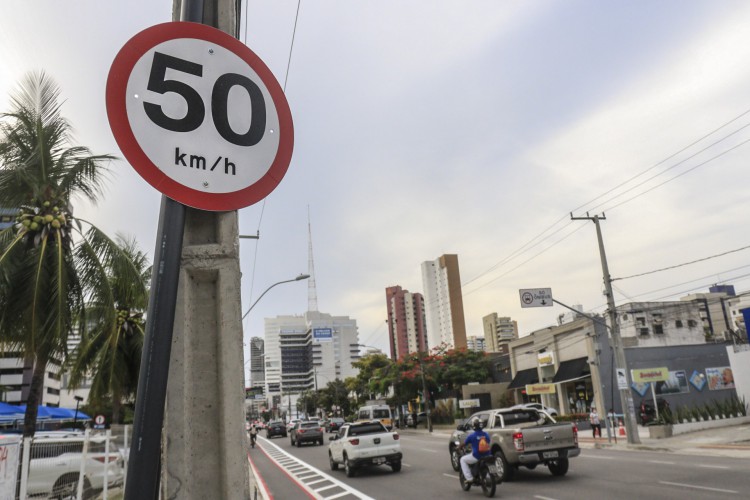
[613,244,750,282]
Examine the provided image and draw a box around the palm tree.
[0,72,142,436]
[68,235,150,424]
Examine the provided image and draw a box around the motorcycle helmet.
[471,417,483,430]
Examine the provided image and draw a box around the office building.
[385,286,427,360]
[249,337,265,387]
[421,254,467,350]
[264,311,360,418]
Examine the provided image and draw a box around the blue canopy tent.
[45,406,91,420]
[0,402,24,423]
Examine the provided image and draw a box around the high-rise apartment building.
[249,337,265,387]
[385,286,427,360]
[466,335,486,352]
[264,311,360,418]
[482,313,519,353]
[421,254,467,350]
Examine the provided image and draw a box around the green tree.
[350,352,392,401]
[318,379,350,417]
[434,348,491,396]
[68,235,150,424]
[0,72,140,436]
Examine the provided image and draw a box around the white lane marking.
[648,460,675,465]
[658,481,738,494]
[401,463,412,467]
[258,437,375,500]
[577,455,615,459]
[420,449,438,453]
[443,473,459,479]
[534,496,559,500]
[697,464,730,469]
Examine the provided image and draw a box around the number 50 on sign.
[106,22,293,211]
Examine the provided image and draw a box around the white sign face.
[519,288,553,308]
[107,22,293,211]
[616,368,628,390]
[459,399,480,409]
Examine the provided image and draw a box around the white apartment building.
[264,311,360,417]
[617,301,705,347]
[421,254,467,350]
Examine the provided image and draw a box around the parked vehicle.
[456,444,500,498]
[26,434,125,499]
[449,408,579,482]
[406,412,427,428]
[638,398,669,425]
[326,417,345,433]
[290,420,325,447]
[511,402,559,417]
[356,405,393,430]
[266,420,287,438]
[328,421,402,477]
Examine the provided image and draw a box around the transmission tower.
[307,207,318,312]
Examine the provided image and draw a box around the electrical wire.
[462,107,750,293]
[613,244,750,282]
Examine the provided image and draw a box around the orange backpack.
[478,435,490,453]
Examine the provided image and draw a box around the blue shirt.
[464,429,492,459]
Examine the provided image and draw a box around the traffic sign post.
[109,18,294,500]
[106,21,293,211]
[519,288,553,308]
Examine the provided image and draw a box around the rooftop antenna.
[307,206,318,312]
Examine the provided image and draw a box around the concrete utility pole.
[571,213,641,444]
[162,1,251,498]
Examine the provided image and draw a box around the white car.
[511,402,559,417]
[26,434,125,499]
[328,421,402,477]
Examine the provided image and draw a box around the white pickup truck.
[328,421,403,477]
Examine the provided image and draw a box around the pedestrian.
[249,422,258,448]
[589,406,601,438]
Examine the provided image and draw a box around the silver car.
[290,420,325,447]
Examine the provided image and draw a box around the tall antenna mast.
[307,207,318,312]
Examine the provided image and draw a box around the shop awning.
[507,368,539,390]
[552,357,591,384]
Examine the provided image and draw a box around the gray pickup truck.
[449,407,579,481]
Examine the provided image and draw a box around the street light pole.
[73,395,84,429]
[242,274,310,320]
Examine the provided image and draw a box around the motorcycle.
[455,443,501,498]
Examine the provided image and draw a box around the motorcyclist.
[460,417,492,483]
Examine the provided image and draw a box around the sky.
[3,1,750,385]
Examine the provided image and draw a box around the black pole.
[124,196,185,500]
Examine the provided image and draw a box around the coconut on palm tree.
[68,235,150,424]
[0,72,144,436]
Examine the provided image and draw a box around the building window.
[653,324,664,335]
[687,320,697,327]
[639,328,649,336]
[637,317,646,326]
[46,387,60,395]
[675,320,683,328]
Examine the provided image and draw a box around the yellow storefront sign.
[525,383,556,395]
[631,367,669,383]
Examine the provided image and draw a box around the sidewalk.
[400,420,750,459]
[578,421,750,458]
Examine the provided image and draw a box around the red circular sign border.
[106,22,294,211]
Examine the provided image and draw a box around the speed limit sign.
[106,22,293,211]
